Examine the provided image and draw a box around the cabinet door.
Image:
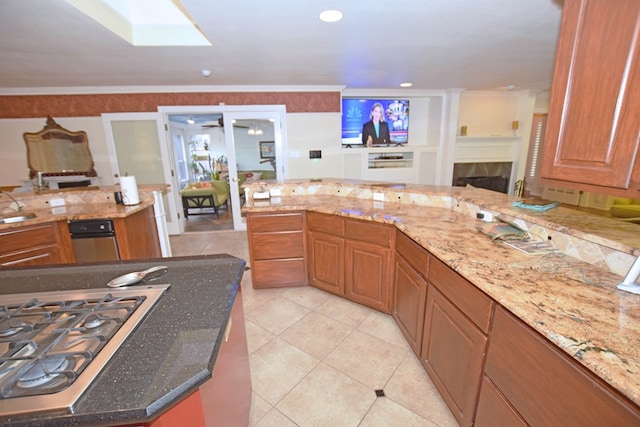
[421,287,487,427]
[541,0,640,191]
[113,206,162,260]
[307,230,344,296]
[484,306,640,427]
[344,239,391,313]
[475,376,527,427]
[393,255,427,356]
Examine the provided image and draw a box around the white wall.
[0,90,535,189]
[286,112,343,179]
[458,91,524,136]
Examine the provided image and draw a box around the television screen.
[341,98,410,146]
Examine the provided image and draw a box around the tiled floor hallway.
[170,230,458,427]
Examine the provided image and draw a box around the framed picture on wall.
[260,141,275,159]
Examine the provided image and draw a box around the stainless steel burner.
[17,357,69,389]
[0,284,169,417]
[82,313,106,330]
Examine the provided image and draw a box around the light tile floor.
[170,230,458,427]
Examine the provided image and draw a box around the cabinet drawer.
[252,259,306,288]
[345,219,392,247]
[0,223,57,253]
[248,212,303,232]
[395,230,429,278]
[307,211,345,236]
[428,256,493,333]
[0,245,59,267]
[251,232,304,260]
[485,307,640,426]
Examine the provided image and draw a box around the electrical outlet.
[49,198,65,207]
[373,192,385,201]
[269,188,282,197]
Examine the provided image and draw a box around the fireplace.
[452,162,512,194]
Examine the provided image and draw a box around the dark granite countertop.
[0,254,246,427]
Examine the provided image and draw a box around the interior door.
[101,113,182,235]
[222,110,285,231]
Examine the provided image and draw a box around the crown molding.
[0,84,346,96]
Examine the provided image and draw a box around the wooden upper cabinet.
[541,0,640,194]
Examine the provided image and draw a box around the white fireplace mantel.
[454,136,521,163]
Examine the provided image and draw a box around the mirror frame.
[23,116,97,179]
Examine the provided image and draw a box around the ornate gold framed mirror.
[23,116,97,179]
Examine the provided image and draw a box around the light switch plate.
[270,188,282,197]
[373,192,385,201]
[49,198,65,207]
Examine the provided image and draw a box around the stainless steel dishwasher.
[68,219,120,262]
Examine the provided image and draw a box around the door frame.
[158,105,287,231]
[102,112,182,235]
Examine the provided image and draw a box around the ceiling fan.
[201,117,249,129]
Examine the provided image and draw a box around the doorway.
[102,112,180,237]
[159,105,287,232]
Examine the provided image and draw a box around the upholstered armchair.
[180,180,229,218]
[610,198,640,223]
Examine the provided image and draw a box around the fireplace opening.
[452,162,512,194]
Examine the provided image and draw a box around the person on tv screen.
[361,103,391,146]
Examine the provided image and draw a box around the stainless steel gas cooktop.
[0,284,170,416]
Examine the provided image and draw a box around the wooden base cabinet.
[478,306,640,427]
[344,219,393,313]
[421,256,493,427]
[392,231,429,356]
[247,211,306,288]
[474,376,526,427]
[0,221,75,267]
[113,206,162,260]
[306,213,393,313]
[307,212,345,295]
[422,287,488,427]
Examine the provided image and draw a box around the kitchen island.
[0,254,248,427]
[242,178,640,426]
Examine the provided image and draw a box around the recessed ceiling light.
[186,118,195,125]
[201,69,211,77]
[319,10,343,23]
[506,84,516,91]
[400,82,413,88]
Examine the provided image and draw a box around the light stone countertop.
[0,184,166,230]
[241,180,640,408]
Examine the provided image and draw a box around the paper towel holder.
[120,174,140,206]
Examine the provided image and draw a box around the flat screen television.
[341,98,410,147]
